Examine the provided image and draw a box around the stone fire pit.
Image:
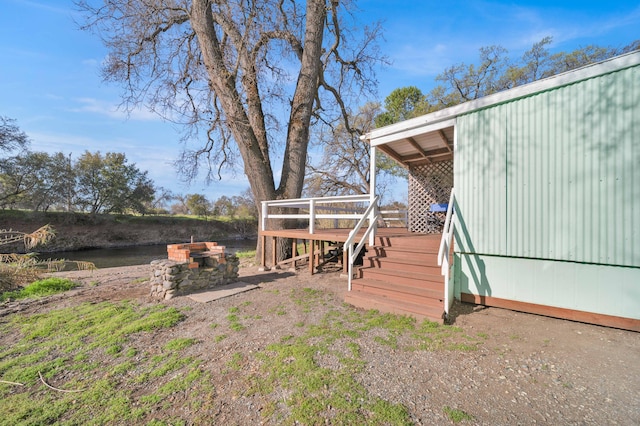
[150,242,239,300]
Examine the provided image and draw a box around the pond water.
[40,239,257,269]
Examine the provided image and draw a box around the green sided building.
[363,50,640,331]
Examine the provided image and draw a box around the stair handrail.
[437,188,455,318]
[344,195,380,291]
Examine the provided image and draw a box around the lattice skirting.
[408,160,453,233]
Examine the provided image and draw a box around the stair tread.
[366,259,440,275]
[373,245,439,254]
[368,255,441,267]
[361,266,443,282]
[345,290,444,323]
[351,281,443,308]
[354,276,444,293]
[351,284,443,308]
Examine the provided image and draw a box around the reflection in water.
[39,239,257,269]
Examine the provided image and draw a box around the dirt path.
[5,263,639,425]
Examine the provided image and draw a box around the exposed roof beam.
[406,137,431,163]
[438,130,453,152]
[377,145,409,169]
[403,151,453,163]
[401,147,451,161]
[407,154,454,167]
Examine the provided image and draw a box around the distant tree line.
[0,117,256,218]
[170,191,257,219]
[0,148,155,214]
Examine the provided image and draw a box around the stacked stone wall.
[149,254,239,300]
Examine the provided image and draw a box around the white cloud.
[70,98,162,122]
[27,131,102,153]
[81,58,99,68]
[389,44,451,77]
[44,93,64,101]
[14,0,69,15]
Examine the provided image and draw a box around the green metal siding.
[455,65,640,268]
[455,107,508,256]
[454,254,640,320]
[453,64,640,322]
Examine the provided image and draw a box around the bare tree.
[76,0,383,259]
[427,37,640,110]
[430,45,510,108]
[306,102,376,196]
[170,194,190,215]
[0,116,29,155]
[147,186,176,214]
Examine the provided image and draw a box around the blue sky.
[1,0,639,203]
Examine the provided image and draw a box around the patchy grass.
[0,277,78,302]
[0,301,195,425]
[443,406,474,423]
[236,249,257,259]
[164,337,198,351]
[0,283,481,425]
[227,307,246,332]
[290,287,325,313]
[269,304,287,316]
[247,306,480,425]
[226,352,244,371]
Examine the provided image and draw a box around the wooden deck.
[260,227,446,322]
[259,227,418,274]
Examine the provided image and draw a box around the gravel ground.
[4,262,639,425]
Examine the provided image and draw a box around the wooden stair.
[344,234,445,323]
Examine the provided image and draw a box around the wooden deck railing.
[261,194,372,233]
[261,195,406,230]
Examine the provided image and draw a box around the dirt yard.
[4,261,639,425]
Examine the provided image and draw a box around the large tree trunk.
[277,0,326,199]
[191,0,326,263]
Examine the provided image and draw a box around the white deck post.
[309,198,315,234]
[369,145,377,246]
[261,201,267,231]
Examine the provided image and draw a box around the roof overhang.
[364,50,640,167]
[373,118,455,167]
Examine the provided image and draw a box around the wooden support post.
[291,238,297,268]
[261,234,266,269]
[271,236,277,268]
[343,244,348,274]
[309,240,315,275]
